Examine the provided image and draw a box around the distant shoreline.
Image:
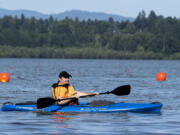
[0,46,179,59]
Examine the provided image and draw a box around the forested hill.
[0,10,180,59]
[0,8,134,22]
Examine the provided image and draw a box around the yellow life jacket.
[51,83,77,99]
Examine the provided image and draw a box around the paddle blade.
[36,97,56,109]
[111,85,131,96]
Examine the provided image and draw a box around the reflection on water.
[52,112,71,134]
[0,59,180,134]
[53,112,71,125]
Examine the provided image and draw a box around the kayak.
[1,102,162,113]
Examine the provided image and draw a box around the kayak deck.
[1,102,163,113]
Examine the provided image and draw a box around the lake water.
[0,59,180,135]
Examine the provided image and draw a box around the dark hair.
[59,71,72,78]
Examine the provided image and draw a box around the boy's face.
[59,77,70,85]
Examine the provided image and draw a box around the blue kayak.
[1,102,162,113]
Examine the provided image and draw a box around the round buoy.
[0,72,10,82]
[156,72,166,81]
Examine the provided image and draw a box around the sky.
[0,0,180,18]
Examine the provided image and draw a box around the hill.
[0,8,134,21]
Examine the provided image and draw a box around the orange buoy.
[156,72,166,81]
[0,72,10,83]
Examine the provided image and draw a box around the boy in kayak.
[51,71,99,105]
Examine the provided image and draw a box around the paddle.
[36,85,131,109]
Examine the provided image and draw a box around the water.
[0,59,180,135]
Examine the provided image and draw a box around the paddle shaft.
[55,91,112,102]
[51,91,116,105]
[55,94,97,102]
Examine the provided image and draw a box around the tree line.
[0,10,180,59]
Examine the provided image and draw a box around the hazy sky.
[0,0,179,18]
